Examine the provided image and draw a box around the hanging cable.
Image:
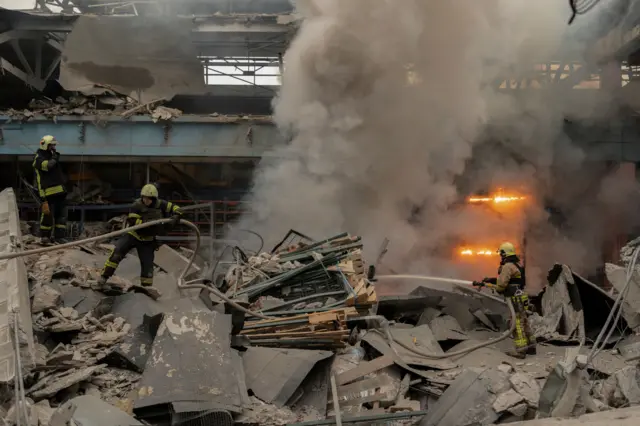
[569,0,603,24]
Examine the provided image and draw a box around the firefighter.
[98,184,182,289]
[473,242,537,359]
[32,135,68,243]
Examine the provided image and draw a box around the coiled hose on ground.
[1,221,516,359]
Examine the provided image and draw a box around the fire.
[467,189,526,205]
[459,248,496,256]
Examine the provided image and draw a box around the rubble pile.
[4,229,640,425]
[1,93,183,122]
[1,94,274,124]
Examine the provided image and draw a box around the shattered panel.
[243,347,333,407]
[133,310,243,419]
[363,327,456,370]
[55,395,142,426]
[420,369,498,426]
[60,15,206,102]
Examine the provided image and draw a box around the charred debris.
[3,230,640,425]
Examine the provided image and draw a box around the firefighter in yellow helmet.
[97,184,182,289]
[473,242,537,359]
[32,135,68,243]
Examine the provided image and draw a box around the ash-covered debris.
[0,93,184,122]
[0,93,274,124]
[6,230,640,426]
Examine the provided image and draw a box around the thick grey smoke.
[235,0,639,291]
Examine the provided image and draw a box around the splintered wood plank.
[309,312,340,324]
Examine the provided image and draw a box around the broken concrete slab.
[133,310,243,421]
[493,389,525,413]
[335,354,394,386]
[54,395,142,426]
[154,244,200,278]
[110,292,207,332]
[377,325,457,370]
[290,357,332,417]
[33,400,55,426]
[361,329,456,383]
[111,292,161,330]
[615,366,640,405]
[417,307,442,326]
[509,372,541,408]
[243,347,333,407]
[376,295,441,321]
[30,364,104,399]
[32,285,61,314]
[61,286,113,317]
[429,315,468,341]
[420,369,499,426]
[103,313,163,373]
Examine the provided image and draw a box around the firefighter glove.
[171,215,181,227]
[472,281,485,288]
[41,200,50,215]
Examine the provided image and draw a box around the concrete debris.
[6,230,640,426]
[52,395,143,426]
[31,285,61,313]
[493,389,525,413]
[509,372,541,408]
[2,94,186,122]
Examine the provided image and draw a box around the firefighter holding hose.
[97,184,182,289]
[473,242,537,359]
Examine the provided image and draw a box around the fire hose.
[0,218,273,320]
[1,221,514,359]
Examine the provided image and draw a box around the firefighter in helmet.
[32,135,68,243]
[473,242,537,358]
[98,184,182,289]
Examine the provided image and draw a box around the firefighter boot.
[506,349,527,359]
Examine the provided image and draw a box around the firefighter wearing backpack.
[473,242,537,358]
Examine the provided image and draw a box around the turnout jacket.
[127,198,182,241]
[32,149,66,198]
[485,255,525,296]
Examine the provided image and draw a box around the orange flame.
[459,248,496,256]
[467,189,526,205]
[467,195,526,204]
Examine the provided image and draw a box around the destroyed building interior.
[6,0,640,425]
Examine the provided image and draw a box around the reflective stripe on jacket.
[32,150,65,198]
[126,198,182,241]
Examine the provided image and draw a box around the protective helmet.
[140,184,158,198]
[497,242,516,257]
[39,135,57,150]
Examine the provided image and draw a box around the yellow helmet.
[497,242,516,257]
[140,184,158,198]
[39,135,57,150]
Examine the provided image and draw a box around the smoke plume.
[235,0,640,291]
